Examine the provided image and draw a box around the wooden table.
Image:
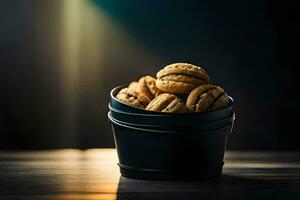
[0,149,300,199]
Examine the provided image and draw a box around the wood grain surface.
[1,149,300,199]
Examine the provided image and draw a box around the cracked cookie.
[186,84,229,112]
[137,75,162,100]
[116,88,151,109]
[146,93,187,113]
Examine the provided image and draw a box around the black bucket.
[108,113,233,180]
[108,111,235,131]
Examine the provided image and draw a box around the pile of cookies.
[116,63,230,113]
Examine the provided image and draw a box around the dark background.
[0,0,299,150]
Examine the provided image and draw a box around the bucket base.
[118,163,224,180]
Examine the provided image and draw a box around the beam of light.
[58,0,161,148]
[60,0,82,146]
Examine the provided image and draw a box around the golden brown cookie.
[146,93,187,113]
[186,84,229,112]
[128,81,138,91]
[156,63,209,94]
[137,75,162,100]
[116,88,151,109]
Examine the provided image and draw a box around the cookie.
[128,81,138,91]
[146,93,187,113]
[156,63,209,94]
[137,75,162,100]
[116,88,151,109]
[186,84,229,112]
